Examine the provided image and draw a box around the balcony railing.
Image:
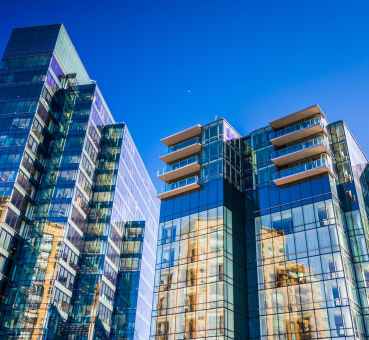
[272,136,327,158]
[165,176,198,191]
[161,156,199,173]
[270,104,323,130]
[270,117,326,147]
[274,155,333,186]
[271,117,325,139]
[160,141,202,164]
[159,176,200,199]
[271,136,330,167]
[168,137,201,153]
[158,157,200,182]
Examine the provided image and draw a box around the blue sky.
[2,1,369,189]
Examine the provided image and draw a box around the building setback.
[153,105,369,339]
[0,24,159,339]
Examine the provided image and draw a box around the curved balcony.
[159,176,200,200]
[270,117,326,147]
[271,136,330,167]
[158,157,200,182]
[274,155,334,186]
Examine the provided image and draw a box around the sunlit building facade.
[0,24,159,339]
[247,107,368,339]
[152,120,247,339]
[154,105,369,339]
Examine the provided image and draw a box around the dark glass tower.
[153,105,369,339]
[0,24,159,339]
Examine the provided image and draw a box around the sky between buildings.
[2,0,369,190]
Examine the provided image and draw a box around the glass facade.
[246,112,368,339]
[0,24,159,339]
[155,106,369,339]
[4,24,369,340]
[152,120,247,339]
[111,220,146,339]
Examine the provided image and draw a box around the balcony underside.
[160,143,202,164]
[271,124,325,147]
[273,166,332,186]
[159,163,201,182]
[161,125,202,146]
[158,182,200,200]
[270,104,324,130]
[272,145,329,167]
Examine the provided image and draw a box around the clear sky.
[2,1,369,189]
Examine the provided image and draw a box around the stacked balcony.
[158,156,201,182]
[160,137,202,163]
[271,135,330,167]
[270,105,334,186]
[274,154,334,186]
[270,116,326,147]
[159,125,202,199]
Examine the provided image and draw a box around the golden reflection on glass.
[152,207,233,339]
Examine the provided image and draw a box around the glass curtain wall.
[111,220,145,339]
[249,126,366,339]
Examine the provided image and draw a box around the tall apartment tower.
[152,120,248,339]
[0,24,159,339]
[153,105,369,339]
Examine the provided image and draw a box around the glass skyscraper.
[152,120,247,339]
[0,24,159,339]
[153,105,369,339]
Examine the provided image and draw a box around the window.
[332,287,340,301]
[27,135,38,153]
[50,203,70,218]
[55,187,74,199]
[5,209,19,230]
[292,207,304,227]
[329,261,336,273]
[0,228,12,250]
[11,188,27,211]
[31,118,43,138]
[303,204,315,224]
[315,201,327,223]
[84,140,98,162]
[0,170,16,183]
[81,155,94,178]
[334,315,344,336]
[58,170,78,182]
[12,117,31,130]
[364,270,369,287]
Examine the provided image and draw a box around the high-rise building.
[0,24,159,339]
[153,105,369,339]
[152,121,247,339]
